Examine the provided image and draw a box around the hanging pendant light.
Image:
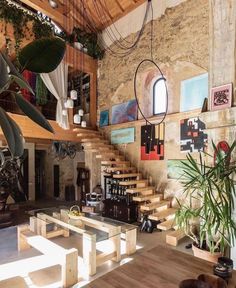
[74,114,81,124]
[78,109,84,116]
[81,120,87,128]
[66,98,74,108]
[70,90,78,100]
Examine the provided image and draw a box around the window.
[153,77,167,115]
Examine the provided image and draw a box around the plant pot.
[192,243,222,263]
[73,42,83,50]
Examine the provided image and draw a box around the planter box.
[192,244,222,263]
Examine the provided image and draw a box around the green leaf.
[0,51,34,95]
[10,75,34,95]
[0,51,20,77]
[5,113,24,157]
[0,53,9,89]
[18,37,66,73]
[14,92,54,133]
[0,107,15,156]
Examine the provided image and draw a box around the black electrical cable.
[133,59,168,126]
[97,0,150,51]
[101,0,134,45]
[90,0,151,57]
[79,0,151,58]
[95,0,150,52]
[133,0,168,127]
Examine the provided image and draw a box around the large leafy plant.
[175,141,236,254]
[0,36,66,158]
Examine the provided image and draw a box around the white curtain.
[40,62,69,130]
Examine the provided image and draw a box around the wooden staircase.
[75,128,184,245]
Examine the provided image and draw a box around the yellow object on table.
[68,205,85,219]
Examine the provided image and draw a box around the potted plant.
[175,141,236,263]
[0,36,66,159]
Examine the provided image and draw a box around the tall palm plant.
[175,141,236,254]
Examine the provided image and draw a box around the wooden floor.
[86,244,236,288]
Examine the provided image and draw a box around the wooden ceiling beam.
[103,0,147,27]
[114,0,125,13]
[98,0,114,20]
[20,0,74,33]
[86,0,106,30]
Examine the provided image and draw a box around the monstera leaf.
[18,37,66,73]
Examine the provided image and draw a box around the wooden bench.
[17,224,78,288]
[166,229,186,246]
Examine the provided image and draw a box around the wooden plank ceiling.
[19,0,146,33]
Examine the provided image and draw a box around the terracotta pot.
[192,243,222,263]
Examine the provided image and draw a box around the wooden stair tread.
[140,200,169,211]
[156,219,176,231]
[119,180,148,186]
[97,156,125,161]
[126,186,155,193]
[101,161,130,166]
[82,143,113,148]
[166,229,186,246]
[105,167,136,172]
[113,173,141,179]
[133,194,162,202]
[80,138,105,142]
[148,208,177,221]
[74,128,99,133]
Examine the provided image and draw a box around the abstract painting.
[210,83,232,111]
[180,117,207,153]
[167,159,189,180]
[180,73,208,112]
[111,99,138,125]
[99,110,109,127]
[141,123,164,160]
[111,127,135,144]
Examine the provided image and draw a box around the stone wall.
[97,0,209,202]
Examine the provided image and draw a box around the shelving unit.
[103,175,138,223]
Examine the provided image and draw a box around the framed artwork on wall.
[180,73,208,112]
[99,110,109,127]
[210,83,232,111]
[111,99,138,125]
[140,123,164,160]
[111,127,135,144]
[180,117,207,153]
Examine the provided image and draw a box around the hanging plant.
[0,0,54,53]
[58,27,104,59]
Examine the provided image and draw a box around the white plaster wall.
[102,0,187,47]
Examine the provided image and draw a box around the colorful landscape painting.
[140,123,164,160]
[99,110,109,127]
[111,99,138,125]
[167,159,189,180]
[180,117,207,153]
[111,127,135,144]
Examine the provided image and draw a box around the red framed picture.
[210,83,232,111]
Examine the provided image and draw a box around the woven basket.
[68,205,84,219]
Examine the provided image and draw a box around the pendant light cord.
[133,0,168,127]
